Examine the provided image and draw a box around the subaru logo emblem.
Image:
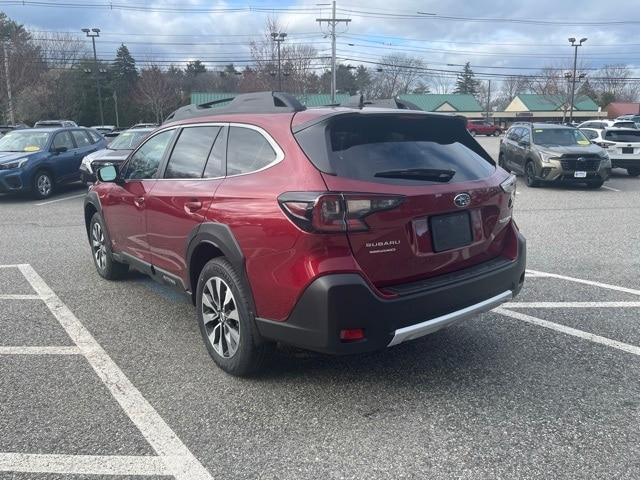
[454,193,471,208]
[577,157,585,163]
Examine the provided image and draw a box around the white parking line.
[0,294,40,300]
[35,193,86,206]
[526,269,640,296]
[601,185,621,192]
[495,307,640,357]
[0,453,168,476]
[0,346,81,355]
[0,263,213,479]
[503,301,640,308]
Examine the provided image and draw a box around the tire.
[493,130,501,136]
[627,168,640,177]
[32,170,54,199]
[89,212,128,280]
[586,180,604,189]
[470,130,477,137]
[525,161,540,187]
[196,258,270,376]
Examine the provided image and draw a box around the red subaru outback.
[84,92,525,376]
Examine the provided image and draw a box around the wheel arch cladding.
[83,192,102,240]
[187,222,249,306]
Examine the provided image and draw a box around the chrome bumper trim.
[387,290,513,347]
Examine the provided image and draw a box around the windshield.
[532,128,591,147]
[108,130,150,150]
[0,131,50,152]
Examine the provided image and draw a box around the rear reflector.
[340,328,365,342]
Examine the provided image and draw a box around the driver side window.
[52,131,74,151]
[124,130,174,180]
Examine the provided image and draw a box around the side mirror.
[518,139,530,147]
[96,164,120,183]
[52,146,67,154]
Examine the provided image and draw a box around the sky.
[2,0,640,86]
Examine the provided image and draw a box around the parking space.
[1,136,639,478]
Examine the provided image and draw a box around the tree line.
[1,13,638,126]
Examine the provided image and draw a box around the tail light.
[596,141,615,149]
[278,192,404,233]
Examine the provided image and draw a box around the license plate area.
[430,211,473,252]
[574,171,587,178]
[622,147,634,154]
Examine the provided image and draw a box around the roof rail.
[338,95,422,111]
[163,91,306,124]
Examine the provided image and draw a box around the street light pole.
[82,28,104,125]
[270,32,287,91]
[568,37,587,124]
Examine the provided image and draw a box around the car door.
[70,130,100,179]
[145,125,227,285]
[503,127,522,171]
[49,131,78,180]
[514,127,531,172]
[100,128,176,265]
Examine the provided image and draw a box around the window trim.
[225,123,284,178]
[121,127,179,182]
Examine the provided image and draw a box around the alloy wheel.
[91,222,107,270]
[37,174,52,197]
[202,277,241,358]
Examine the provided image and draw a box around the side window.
[87,130,102,143]
[582,129,598,140]
[164,126,221,179]
[203,127,226,178]
[52,131,74,151]
[520,128,531,143]
[226,127,277,176]
[509,127,522,141]
[124,130,174,180]
[71,130,92,148]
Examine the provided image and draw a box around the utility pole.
[2,37,15,125]
[82,28,105,125]
[270,32,287,91]
[113,90,119,128]
[568,37,587,124]
[485,79,491,121]
[317,1,351,103]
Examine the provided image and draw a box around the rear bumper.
[610,158,640,168]
[256,232,526,354]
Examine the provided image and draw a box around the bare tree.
[134,65,178,123]
[32,32,88,69]
[429,71,454,94]
[370,53,426,98]
[592,64,640,103]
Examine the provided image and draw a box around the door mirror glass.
[97,164,118,182]
[52,146,67,154]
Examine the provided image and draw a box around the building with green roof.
[502,94,605,122]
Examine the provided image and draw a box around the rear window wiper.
[374,168,456,182]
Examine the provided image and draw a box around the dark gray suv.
[499,123,610,188]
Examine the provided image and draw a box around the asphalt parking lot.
[1,136,639,479]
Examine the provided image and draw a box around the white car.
[578,119,637,130]
[580,127,640,177]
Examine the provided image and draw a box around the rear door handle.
[134,196,145,208]
[184,200,203,212]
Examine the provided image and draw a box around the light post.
[270,32,287,91]
[568,37,587,124]
[82,28,104,125]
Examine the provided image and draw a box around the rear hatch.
[293,112,515,289]
[604,129,640,157]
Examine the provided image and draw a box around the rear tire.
[32,170,54,199]
[627,168,640,177]
[196,258,270,376]
[525,161,540,187]
[89,213,128,280]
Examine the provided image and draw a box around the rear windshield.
[612,121,637,129]
[605,130,640,142]
[295,114,494,185]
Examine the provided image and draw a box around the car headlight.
[0,157,29,170]
[81,156,94,172]
[539,152,561,164]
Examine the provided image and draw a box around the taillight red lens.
[340,328,365,342]
[279,192,404,233]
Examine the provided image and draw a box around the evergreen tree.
[186,60,206,76]
[109,44,138,126]
[454,62,480,95]
[354,65,371,94]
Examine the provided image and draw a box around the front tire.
[525,161,541,187]
[32,170,54,199]
[586,180,604,189]
[627,168,640,177]
[89,213,128,280]
[196,258,270,376]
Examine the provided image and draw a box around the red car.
[467,119,502,136]
[84,92,525,376]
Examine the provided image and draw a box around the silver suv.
[499,123,610,189]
